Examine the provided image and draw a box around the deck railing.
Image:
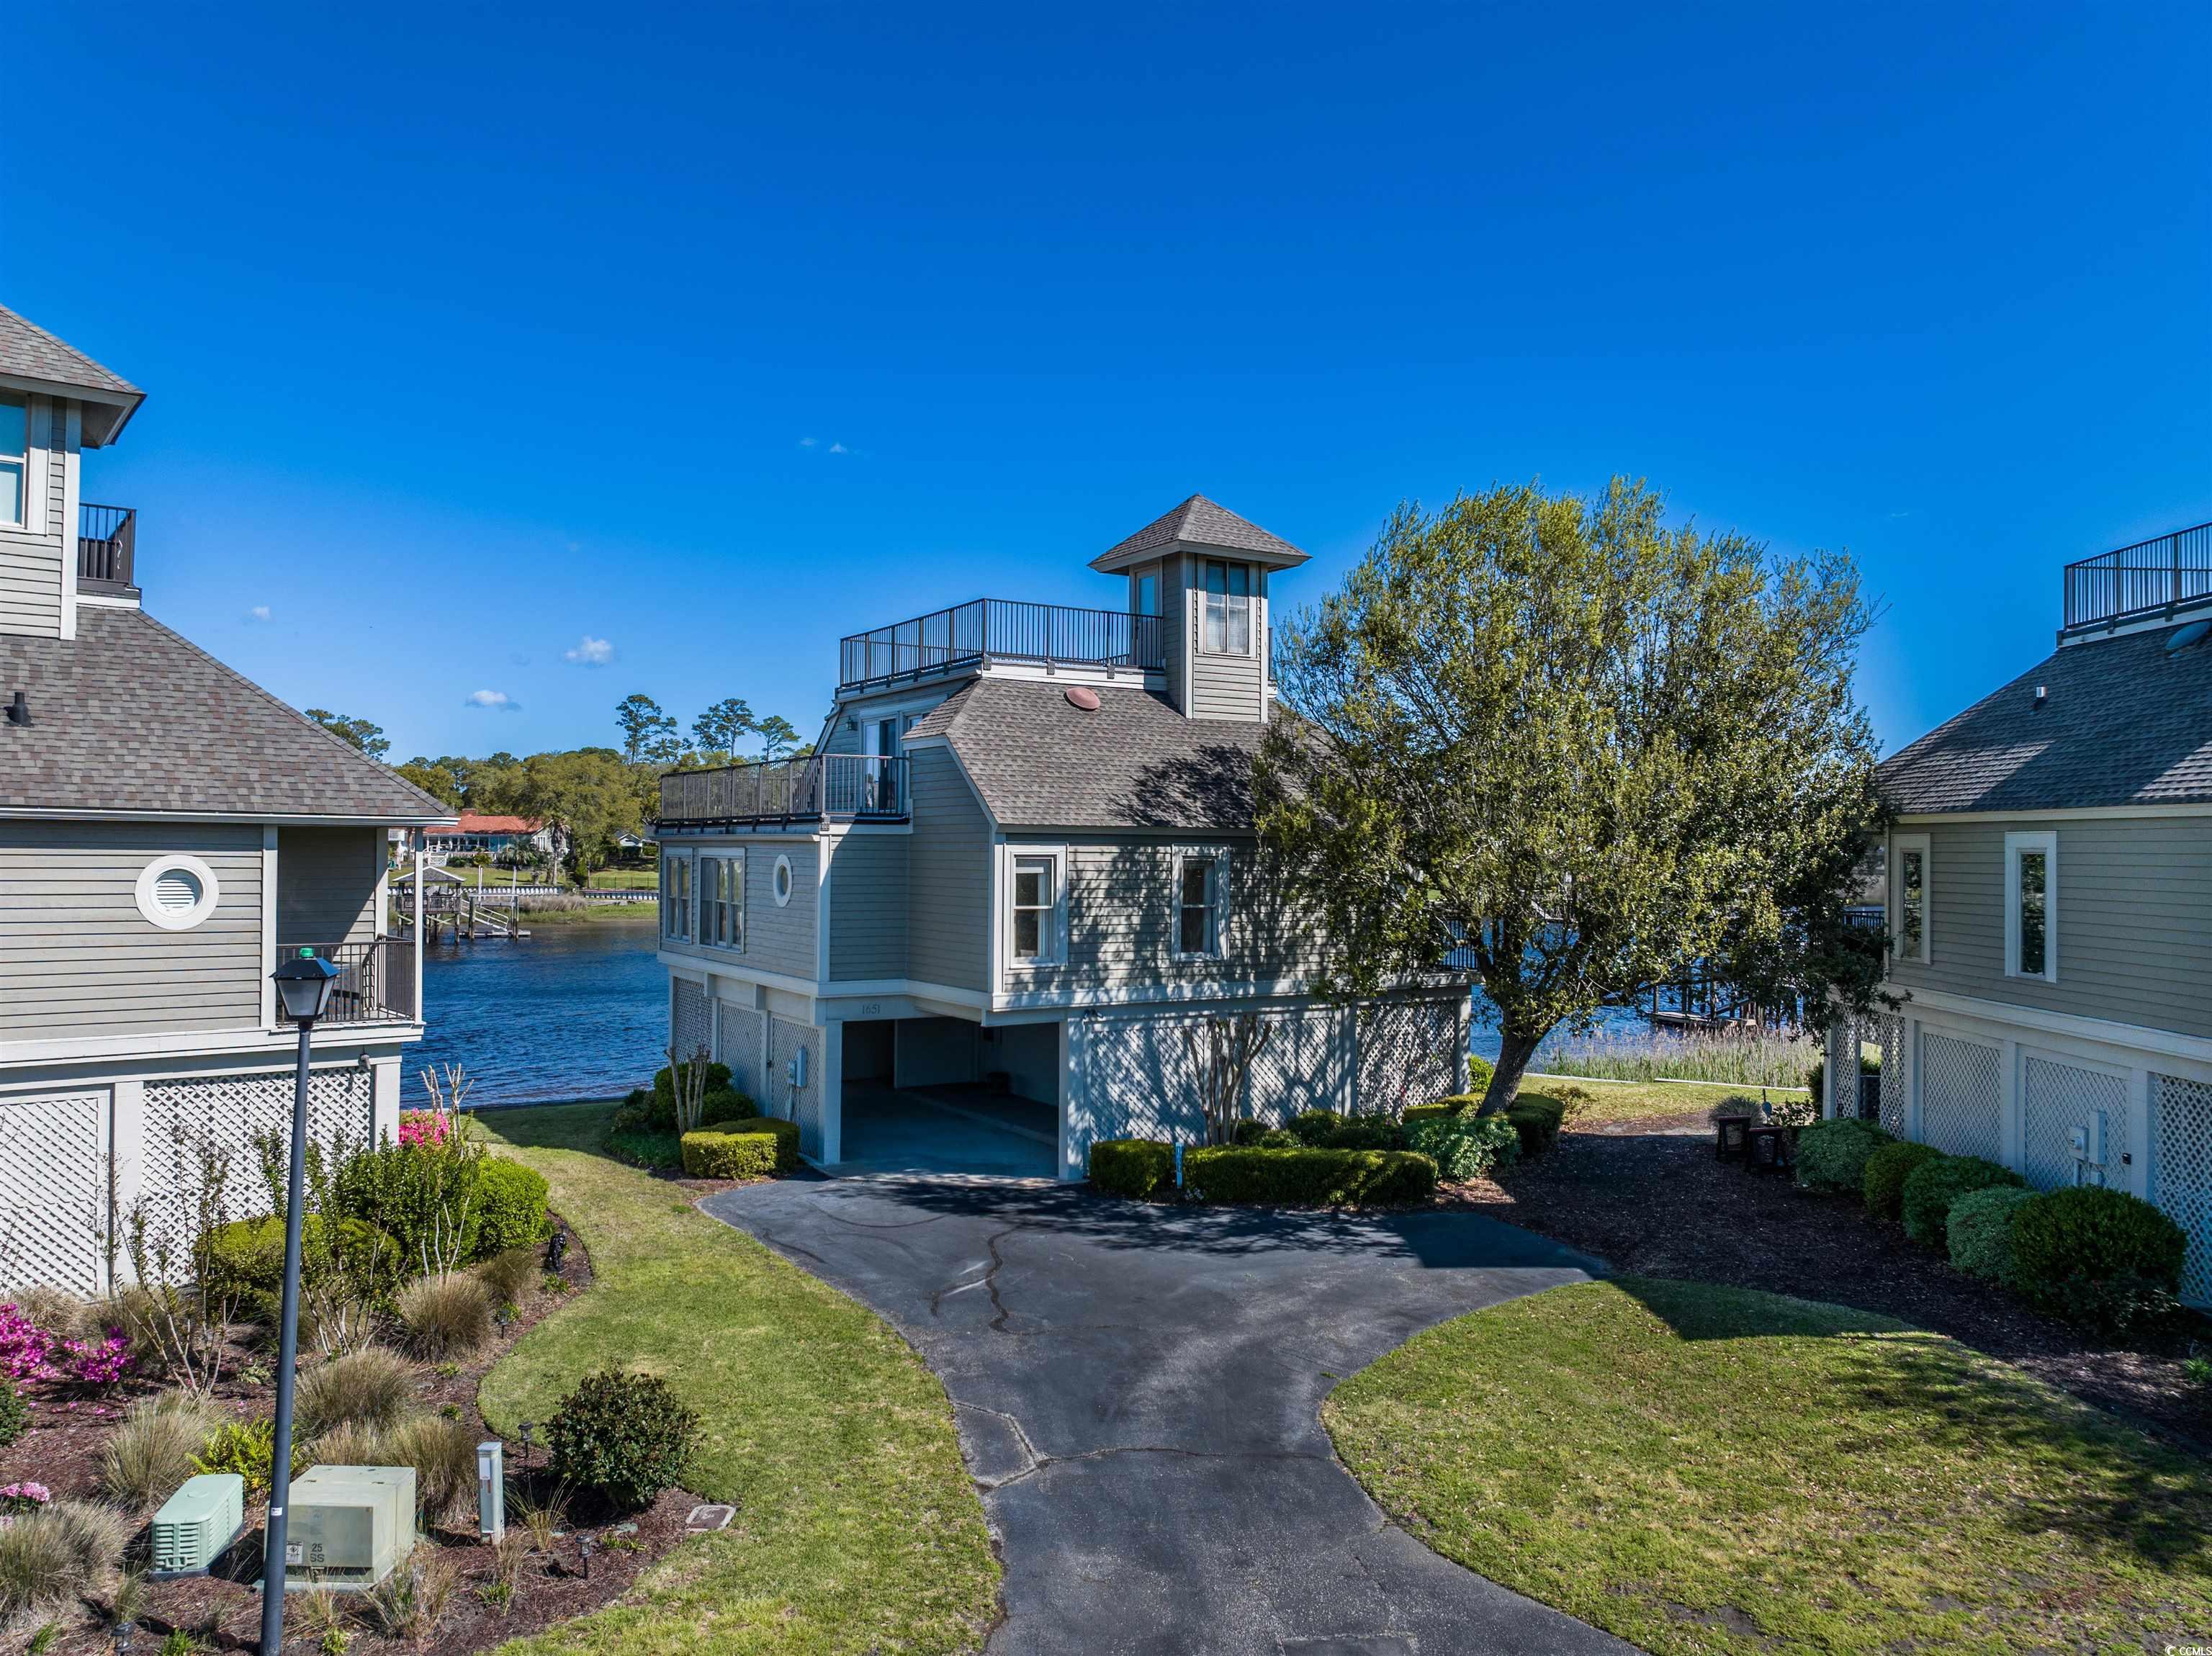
[276,939,417,1025]
[2062,521,2212,631]
[659,753,909,826]
[78,503,137,594]
[838,598,1166,689]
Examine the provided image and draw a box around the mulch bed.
[1444,1117,2212,1453]
[4,1209,716,1655]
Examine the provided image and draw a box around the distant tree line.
[614,693,809,767]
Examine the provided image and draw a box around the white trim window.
[1174,850,1229,958]
[1893,832,1930,963]
[701,851,745,950]
[660,852,693,941]
[0,392,24,529]
[1011,852,1063,965]
[1200,559,1253,655]
[2005,830,2057,982]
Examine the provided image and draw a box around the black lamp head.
[271,950,343,1021]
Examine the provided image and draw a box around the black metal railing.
[2062,521,2212,631]
[276,939,417,1025]
[659,753,910,825]
[838,598,1167,688]
[78,503,137,593]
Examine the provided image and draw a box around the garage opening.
[837,1016,1058,1176]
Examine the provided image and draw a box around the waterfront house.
[426,811,554,866]
[1835,519,2212,1300]
[652,496,1467,1176]
[0,303,452,1292]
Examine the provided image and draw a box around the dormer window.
[1201,560,1253,655]
[0,394,24,528]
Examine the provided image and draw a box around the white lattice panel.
[671,978,712,1066]
[1917,1030,2000,1161]
[138,1068,374,1252]
[1242,1007,1350,1125]
[0,1092,108,1295]
[2023,1056,2128,1192]
[1079,1016,1208,1146]
[2156,1074,2212,1308]
[1877,1014,1908,1135]
[768,1018,824,1159]
[716,1002,765,1099]
[1356,998,1463,1115]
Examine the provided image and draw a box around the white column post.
[1058,1016,1084,1182]
[107,1079,145,1292]
[2128,1066,2154,1201]
[372,1056,402,1146]
[1998,1036,2023,1172]
[820,1019,843,1165]
[261,825,279,1027]
[411,829,426,1020]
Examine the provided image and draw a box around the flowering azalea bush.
[397,1109,451,1150]
[0,1308,53,1382]
[58,1331,134,1386]
[0,1481,50,1512]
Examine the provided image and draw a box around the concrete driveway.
[701,1175,1630,1655]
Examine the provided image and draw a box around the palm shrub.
[1863,1140,1943,1221]
[0,1498,131,1616]
[297,1348,418,1437]
[1946,1186,2037,1285]
[394,1273,494,1359]
[1794,1117,1892,1194]
[1901,1155,2026,1249]
[547,1369,700,1511]
[100,1392,225,1513]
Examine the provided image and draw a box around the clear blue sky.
[6,4,2206,762]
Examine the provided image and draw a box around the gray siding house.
[654,496,1465,1178]
[0,305,452,1292]
[1832,519,2212,1301]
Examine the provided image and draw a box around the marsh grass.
[1535,1026,1816,1089]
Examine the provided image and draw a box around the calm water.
[408,916,667,1110]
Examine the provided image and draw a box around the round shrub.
[1901,1155,2025,1249]
[2009,1185,2188,1298]
[1506,1094,1570,1156]
[1947,1185,2037,1285]
[472,1158,552,1259]
[1229,1120,1274,1146]
[547,1369,700,1511]
[1089,1139,1174,1198]
[1287,1110,1344,1147]
[698,1087,757,1127]
[1863,1140,1943,1221]
[1794,1117,1893,1194]
[1405,1114,1520,1182]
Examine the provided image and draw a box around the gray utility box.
[282,1464,416,1593]
[151,1472,246,1578]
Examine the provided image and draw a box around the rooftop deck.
[659,752,909,828]
[840,598,1166,691]
[2062,521,2212,636]
[78,503,137,597]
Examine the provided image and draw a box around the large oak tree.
[1255,480,1887,1114]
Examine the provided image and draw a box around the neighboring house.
[0,304,453,1293]
[653,495,1467,1178]
[1835,518,2212,1301]
[426,812,554,865]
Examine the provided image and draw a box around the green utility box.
[282,1464,416,1593]
[151,1472,246,1578]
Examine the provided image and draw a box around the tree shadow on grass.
[1611,1274,2212,1570]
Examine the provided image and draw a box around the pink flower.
[397,1110,452,1150]
[0,1307,52,1383]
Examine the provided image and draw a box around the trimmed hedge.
[680,1117,800,1179]
[1404,1114,1519,1181]
[1506,1094,1568,1156]
[1090,1139,1174,1198]
[1863,1140,1944,1221]
[2010,1185,2188,1297]
[1900,1155,2025,1249]
[1182,1146,1436,1207]
[1794,1117,1892,1194]
[475,1158,552,1256]
[1947,1186,2037,1285]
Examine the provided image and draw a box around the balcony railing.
[659,753,909,827]
[2062,521,2212,632]
[838,598,1167,690]
[78,503,137,595]
[275,939,418,1026]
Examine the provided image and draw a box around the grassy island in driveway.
[477,1102,997,1655]
[1325,1275,2212,1656]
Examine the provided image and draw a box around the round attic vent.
[1064,686,1100,711]
[2167,620,2211,654]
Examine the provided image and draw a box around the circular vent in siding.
[153,868,203,913]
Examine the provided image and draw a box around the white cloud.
[798,436,819,449]
[465,689,521,711]
[246,605,271,622]
[829,442,849,454]
[565,634,614,666]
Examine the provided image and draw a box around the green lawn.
[585,866,660,890]
[477,1104,997,1655]
[1325,1277,2212,1654]
[1519,1074,1784,1128]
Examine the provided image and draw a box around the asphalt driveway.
[701,1175,1631,1655]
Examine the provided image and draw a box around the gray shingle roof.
[0,305,142,398]
[1091,494,1308,571]
[0,606,452,822]
[908,676,1267,830]
[1877,622,2212,814]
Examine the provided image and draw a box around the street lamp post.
[262,950,341,1656]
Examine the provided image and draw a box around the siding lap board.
[907,748,989,991]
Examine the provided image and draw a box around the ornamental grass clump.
[100,1391,225,1513]
[297,1347,419,1437]
[379,1414,481,1525]
[395,1272,494,1359]
[546,1369,701,1512]
[0,1498,130,1617]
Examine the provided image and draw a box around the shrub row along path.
[703,1172,1630,1656]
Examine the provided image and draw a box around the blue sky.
[6,4,2206,761]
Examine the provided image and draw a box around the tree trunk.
[1479,1026,1547,1115]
